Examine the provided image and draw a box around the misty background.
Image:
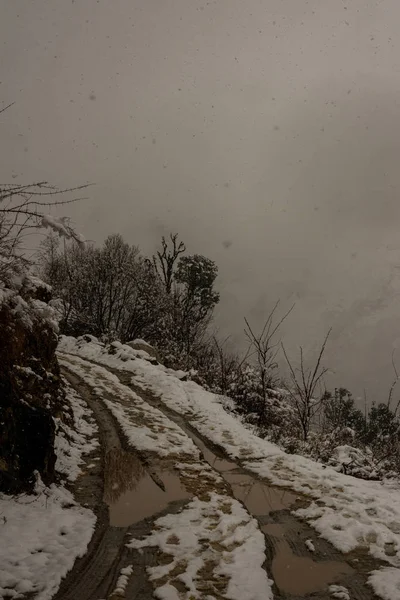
[2,0,400,403]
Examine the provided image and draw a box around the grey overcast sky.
[2,0,400,401]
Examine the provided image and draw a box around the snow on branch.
[41,214,86,244]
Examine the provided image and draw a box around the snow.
[131,339,153,348]
[0,377,98,600]
[305,539,315,552]
[15,365,42,379]
[31,299,59,333]
[41,215,71,238]
[9,293,33,328]
[1,275,60,333]
[111,565,133,596]
[58,354,199,459]
[329,584,350,600]
[25,274,52,294]
[0,286,12,306]
[0,475,95,600]
[328,444,379,480]
[58,335,400,600]
[55,379,99,481]
[128,492,273,600]
[40,215,85,244]
[368,568,400,600]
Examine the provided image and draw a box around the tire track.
[58,354,381,600]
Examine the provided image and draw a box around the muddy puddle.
[175,423,355,596]
[184,427,298,514]
[189,430,237,472]
[104,449,191,527]
[223,472,298,515]
[263,523,353,595]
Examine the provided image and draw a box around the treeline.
[291,387,400,479]
[39,232,400,480]
[40,232,219,366]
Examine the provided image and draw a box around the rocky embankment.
[0,274,64,492]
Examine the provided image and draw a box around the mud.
[263,523,353,595]
[61,360,380,600]
[188,428,237,472]
[172,418,360,598]
[105,448,191,527]
[180,424,299,515]
[56,367,157,600]
[224,471,298,515]
[122,374,379,600]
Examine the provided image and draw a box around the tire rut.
[56,368,184,600]
[54,369,127,600]
[111,367,381,600]
[58,355,382,600]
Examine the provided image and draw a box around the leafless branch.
[0,102,15,115]
[387,349,399,410]
[244,301,295,426]
[281,329,332,440]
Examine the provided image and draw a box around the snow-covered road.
[59,353,274,600]
[55,336,394,600]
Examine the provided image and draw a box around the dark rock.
[0,276,64,493]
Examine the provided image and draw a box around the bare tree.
[212,335,240,395]
[154,233,186,294]
[0,181,91,280]
[244,300,295,427]
[0,102,90,281]
[282,329,332,441]
[387,349,400,417]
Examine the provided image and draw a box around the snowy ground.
[0,380,97,600]
[59,335,400,600]
[58,356,198,460]
[128,492,271,600]
[59,352,274,600]
[55,379,99,482]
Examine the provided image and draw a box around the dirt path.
[56,369,184,600]
[57,355,381,600]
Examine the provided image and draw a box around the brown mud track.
[56,358,382,600]
[56,369,187,600]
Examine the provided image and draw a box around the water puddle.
[104,449,191,527]
[223,472,298,515]
[188,429,237,472]
[185,427,297,515]
[262,523,353,595]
